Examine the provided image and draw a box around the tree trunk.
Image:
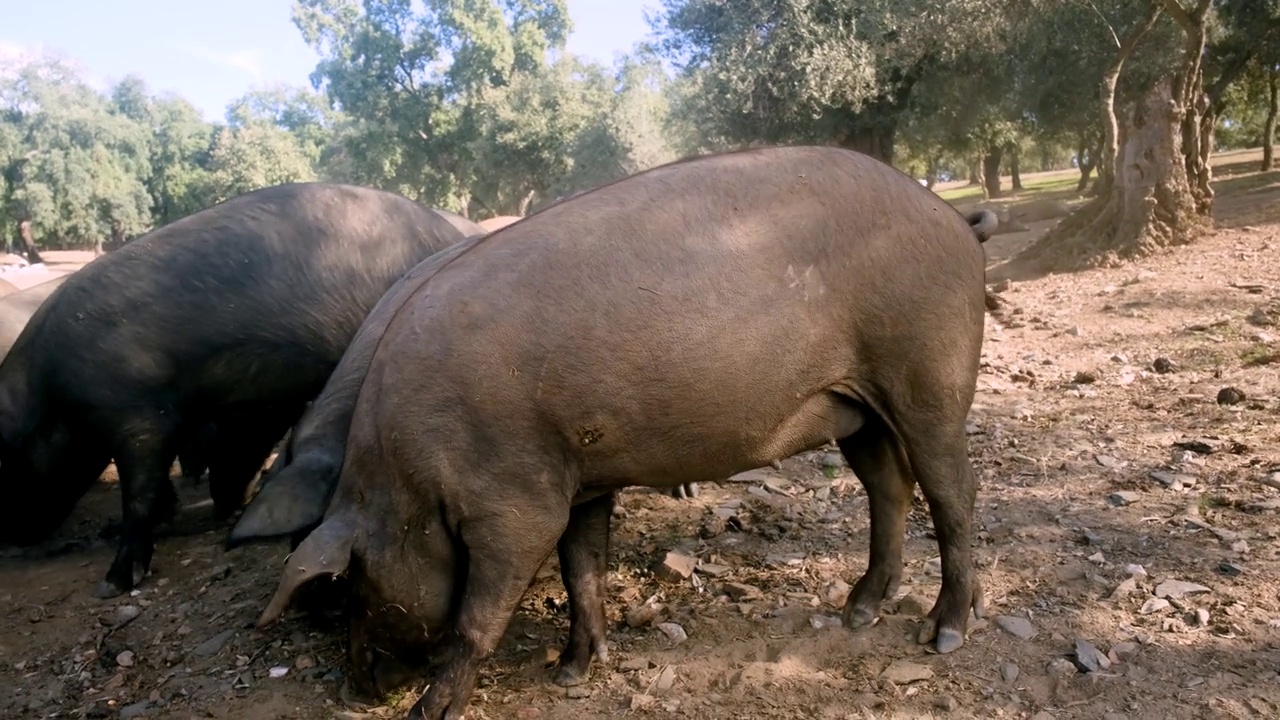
[982,148,1003,200]
[17,220,44,265]
[1018,77,1204,271]
[1165,0,1215,217]
[1095,3,1163,198]
[968,156,982,186]
[925,156,939,190]
[1075,133,1096,193]
[1010,144,1023,192]
[1264,69,1278,172]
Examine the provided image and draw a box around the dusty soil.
[4,166,1280,720]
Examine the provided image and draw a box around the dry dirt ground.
[3,161,1280,720]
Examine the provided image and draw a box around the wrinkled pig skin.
[251,147,996,720]
[0,182,473,599]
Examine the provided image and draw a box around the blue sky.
[0,0,659,121]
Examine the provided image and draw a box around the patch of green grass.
[935,172,1082,204]
[1242,345,1279,367]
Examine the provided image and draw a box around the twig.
[638,286,663,296]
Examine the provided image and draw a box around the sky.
[0,0,659,121]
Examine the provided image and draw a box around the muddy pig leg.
[838,418,914,629]
[408,491,569,720]
[900,419,984,654]
[97,415,179,598]
[554,491,614,687]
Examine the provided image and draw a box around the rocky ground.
[3,165,1280,719]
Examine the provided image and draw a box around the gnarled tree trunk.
[1095,4,1163,198]
[1009,144,1023,192]
[1264,69,1278,172]
[1017,78,1204,271]
[17,220,45,265]
[968,155,982,186]
[1075,132,1096,193]
[1164,0,1214,217]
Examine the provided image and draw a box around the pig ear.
[226,456,338,548]
[256,513,354,628]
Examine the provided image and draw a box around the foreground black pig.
[0,182,473,598]
[244,147,997,720]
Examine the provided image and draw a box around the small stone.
[116,650,135,668]
[820,452,846,468]
[193,629,235,658]
[1219,562,1245,577]
[1084,530,1105,546]
[115,605,142,626]
[619,657,651,672]
[1231,540,1250,554]
[1217,387,1247,406]
[1046,658,1078,678]
[1108,491,1140,507]
[1195,608,1211,626]
[1095,455,1120,468]
[1073,639,1111,673]
[630,694,656,711]
[994,615,1036,639]
[1109,577,1138,600]
[1140,598,1171,615]
[695,563,732,578]
[809,614,842,630]
[1087,551,1105,563]
[894,594,929,617]
[823,578,851,607]
[1110,642,1138,660]
[1152,357,1177,374]
[119,701,151,719]
[625,603,663,628]
[565,685,591,699]
[656,622,688,644]
[295,654,316,670]
[880,659,934,684]
[721,582,763,601]
[656,551,698,582]
[1125,564,1148,578]
[1067,325,1082,336]
[1155,579,1211,599]
[1247,308,1274,327]
[934,695,959,711]
[1000,660,1019,683]
[269,665,289,678]
[655,666,677,693]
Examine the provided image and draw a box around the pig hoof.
[553,662,590,687]
[933,628,965,654]
[92,579,127,599]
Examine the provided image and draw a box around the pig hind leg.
[895,410,984,653]
[409,488,570,720]
[838,417,915,630]
[554,492,614,687]
[207,414,295,519]
[97,415,180,598]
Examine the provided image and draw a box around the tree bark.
[982,147,1003,199]
[1264,69,1278,172]
[1010,144,1023,192]
[1163,0,1215,217]
[925,156,939,190]
[968,156,982,186]
[1095,4,1163,198]
[1075,132,1096,193]
[1018,77,1204,271]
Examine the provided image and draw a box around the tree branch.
[1082,0,1121,49]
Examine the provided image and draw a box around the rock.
[1109,577,1138,600]
[1231,539,1250,554]
[1095,455,1121,468]
[268,665,289,678]
[116,650,135,668]
[1140,598,1171,615]
[625,603,663,628]
[619,657,652,672]
[1125,563,1148,578]
[193,629,235,658]
[1219,562,1245,577]
[1150,471,1196,490]
[1217,387,1247,406]
[655,666,677,693]
[894,594,930,617]
[1155,579,1211,599]
[629,694,656,711]
[809,614,842,630]
[1073,370,1098,384]
[721,582,763,601]
[1247,308,1274,327]
[695,563,732,578]
[516,708,543,719]
[1108,491,1140,507]
[1110,642,1139,661]
[1000,660,1020,683]
[934,695,959,711]
[1046,658,1078,679]
[656,622,688,644]
[114,605,142,627]
[994,615,1036,640]
[1067,325,1082,336]
[295,654,316,670]
[820,452,846,468]
[880,659,934,684]
[991,278,1012,292]
[1073,639,1111,673]
[1152,357,1177,374]
[822,578,851,607]
[118,701,151,719]
[1195,608,1211,626]
[565,685,591,699]
[656,551,698,582]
